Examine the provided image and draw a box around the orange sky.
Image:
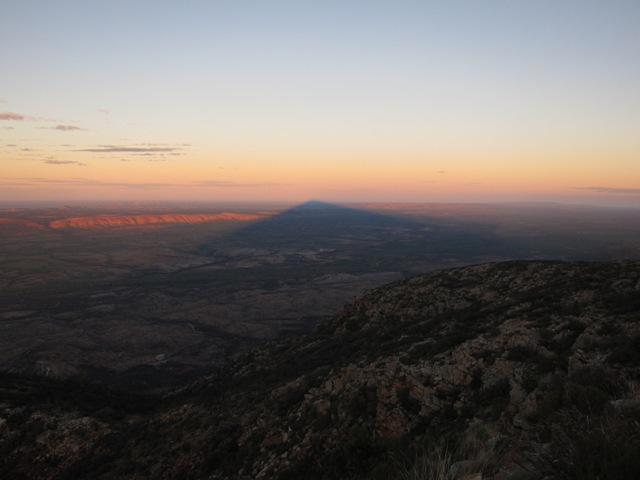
[1,2,639,207]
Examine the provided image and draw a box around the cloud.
[0,111,56,122]
[195,180,290,188]
[0,111,25,121]
[51,125,84,131]
[576,186,640,195]
[0,177,289,189]
[71,144,191,162]
[77,145,180,153]
[44,159,86,166]
[0,99,7,104]
[0,178,178,188]
[197,180,236,187]
[97,108,109,115]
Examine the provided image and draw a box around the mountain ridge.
[48,212,264,229]
[2,260,640,479]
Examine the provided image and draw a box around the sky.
[1,1,639,206]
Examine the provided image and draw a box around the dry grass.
[394,430,498,480]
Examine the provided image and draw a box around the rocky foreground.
[2,260,640,479]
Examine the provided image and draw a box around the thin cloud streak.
[77,145,180,153]
[0,177,290,189]
[0,111,56,122]
[44,160,86,166]
[196,180,289,187]
[51,125,84,131]
[0,112,25,121]
[577,186,640,195]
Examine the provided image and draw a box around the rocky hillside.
[2,260,640,479]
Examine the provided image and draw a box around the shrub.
[548,412,640,480]
[398,387,421,415]
[534,368,612,419]
[347,385,378,417]
[565,382,609,415]
[472,378,511,420]
[325,426,391,479]
[598,322,622,336]
[393,431,498,480]
[606,335,640,366]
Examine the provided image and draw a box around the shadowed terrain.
[1,201,639,390]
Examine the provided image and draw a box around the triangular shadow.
[206,200,418,249]
[195,200,520,276]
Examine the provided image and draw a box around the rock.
[610,398,640,413]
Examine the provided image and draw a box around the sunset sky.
[1,1,639,206]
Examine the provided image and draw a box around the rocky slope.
[2,260,640,479]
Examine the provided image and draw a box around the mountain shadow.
[194,200,527,278]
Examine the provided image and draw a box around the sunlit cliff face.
[48,212,264,229]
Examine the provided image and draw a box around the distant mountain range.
[2,260,640,479]
[1,212,264,230]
